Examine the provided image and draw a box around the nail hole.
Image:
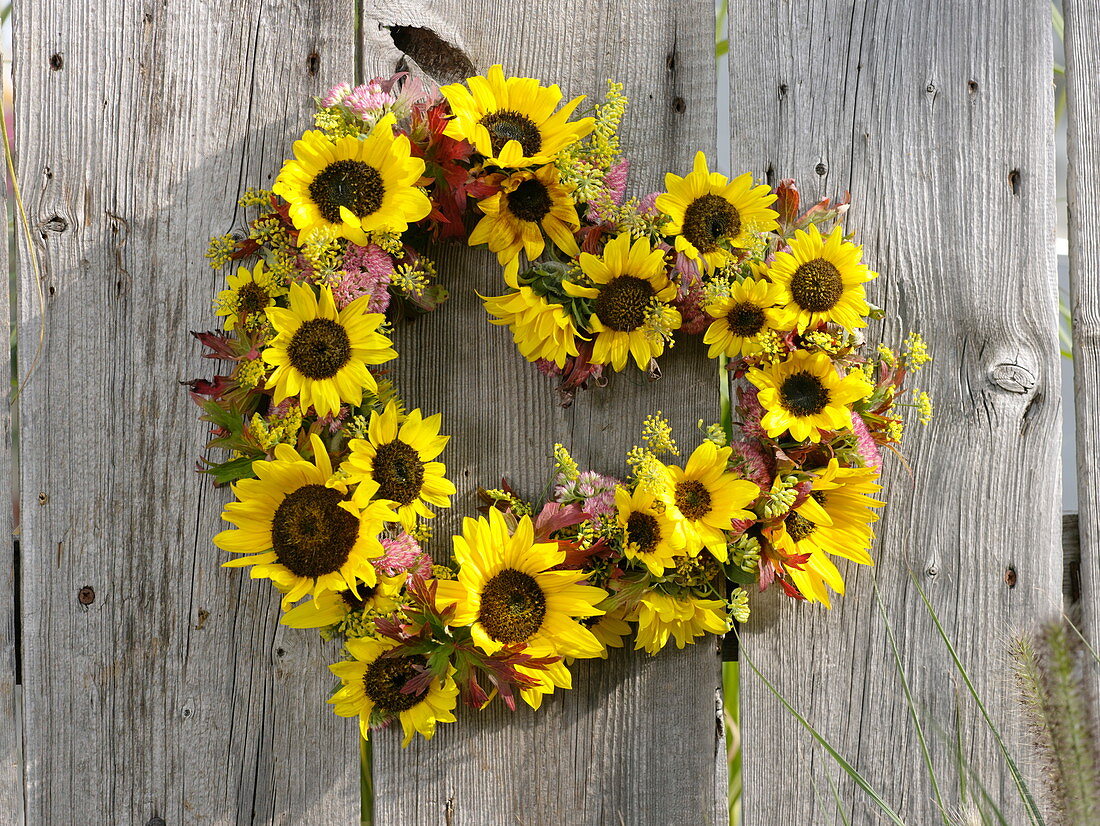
[78,586,96,605]
[49,53,63,71]
[1009,168,1021,195]
[306,52,320,75]
[967,80,979,93]
[43,215,68,233]
[1004,566,1018,588]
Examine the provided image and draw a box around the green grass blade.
[874,583,953,826]
[740,646,908,825]
[825,769,854,826]
[912,576,1045,826]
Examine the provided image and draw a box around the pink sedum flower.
[335,243,394,312]
[850,411,883,469]
[344,81,397,120]
[321,82,351,107]
[377,533,432,579]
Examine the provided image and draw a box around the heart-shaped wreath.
[188,67,931,746]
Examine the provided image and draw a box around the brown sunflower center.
[681,194,741,253]
[478,568,547,643]
[362,655,426,713]
[371,440,425,506]
[236,281,271,316]
[726,301,767,337]
[309,159,385,224]
[506,178,554,223]
[675,479,712,521]
[340,584,377,611]
[271,484,359,578]
[785,511,816,542]
[479,109,543,157]
[593,275,655,332]
[626,511,661,554]
[287,318,352,380]
[790,258,843,312]
[779,371,830,417]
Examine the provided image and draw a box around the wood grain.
[12,2,364,822]
[729,1,1062,822]
[368,1,728,823]
[1,101,22,824]
[1065,0,1100,698]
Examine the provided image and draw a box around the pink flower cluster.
[376,533,433,579]
[334,243,394,312]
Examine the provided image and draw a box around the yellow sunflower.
[434,509,606,659]
[702,276,788,358]
[770,459,884,606]
[659,440,760,561]
[216,434,397,608]
[482,286,581,368]
[580,605,632,659]
[747,349,872,443]
[614,485,685,576]
[655,151,778,271]
[468,165,580,282]
[330,636,459,746]
[280,570,405,629]
[564,232,681,371]
[263,282,397,418]
[273,118,431,245]
[341,402,456,530]
[768,224,876,332]
[631,590,729,655]
[215,259,287,331]
[513,659,574,710]
[440,64,594,168]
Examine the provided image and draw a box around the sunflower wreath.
[189,67,933,746]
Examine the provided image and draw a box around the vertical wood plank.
[730,1,1061,822]
[1,97,22,823]
[12,2,365,822]
[367,2,727,824]
[1065,0,1100,693]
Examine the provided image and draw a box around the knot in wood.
[988,362,1037,394]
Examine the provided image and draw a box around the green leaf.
[202,455,259,485]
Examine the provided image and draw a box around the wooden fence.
[1,0,1085,823]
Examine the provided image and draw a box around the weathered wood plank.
[1065,0,1100,695]
[12,2,361,822]
[730,1,1062,822]
[1,101,23,824]
[367,2,726,823]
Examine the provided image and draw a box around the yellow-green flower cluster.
[904,332,931,370]
[249,404,304,452]
[554,443,581,482]
[205,234,238,269]
[729,588,750,623]
[641,412,679,456]
[914,390,933,425]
